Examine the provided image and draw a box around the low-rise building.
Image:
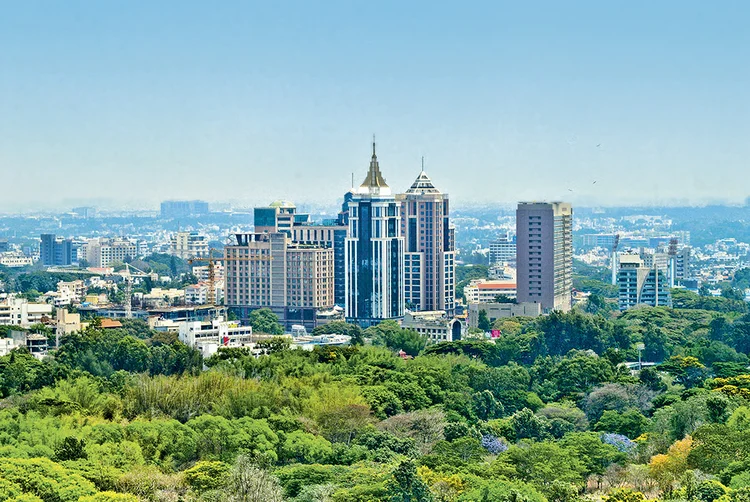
[0,253,33,267]
[0,331,49,359]
[178,318,256,357]
[0,295,53,326]
[467,302,542,328]
[56,309,82,336]
[402,311,465,343]
[464,279,517,303]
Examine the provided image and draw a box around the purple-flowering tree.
[601,433,636,453]
[481,434,508,455]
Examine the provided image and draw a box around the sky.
[1,0,748,212]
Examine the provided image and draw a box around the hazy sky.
[1,1,748,211]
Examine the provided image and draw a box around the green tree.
[477,310,492,332]
[249,308,284,335]
[388,460,434,502]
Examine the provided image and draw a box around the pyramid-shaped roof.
[406,170,441,194]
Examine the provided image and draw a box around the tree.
[224,455,284,502]
[477,310,492,332]
[594,409,650,438]
[388,460,434,502]
[184,461,231,493]
[249,308,284,335]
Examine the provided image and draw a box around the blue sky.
[1,1,748,211]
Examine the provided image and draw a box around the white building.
[0,253,33,267]
[489,234,516,265]
[82,238,138,268]
[0,295,53,326]
[618,254,672,311]
[464,279,517,303]
[170,231,209,260]
[178,318,256,357]
[402,311,464,343]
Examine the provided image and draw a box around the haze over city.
[2,0,749,212]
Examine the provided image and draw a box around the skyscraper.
[617,254,672,310]
[396,167,455,315]
[345,141,404,327]
[516,202,573,312]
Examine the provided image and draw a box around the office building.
[40,234,74,266]
[344,142,405,327]
[254,200,309,234]
[618,255,672,310]
[254,201,348,307]
[81,238,138,268]
[489,233,516,264]
[0,253,33,267]
[224,232,335,330]
[72,206,96,219]
[467,302,542,328]
[160,200,210,219]
[396,168,455,315]
[402,311,464,343]
[516,202,573,312]
[170,231,209,259]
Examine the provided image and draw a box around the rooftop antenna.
[351,173,354,188]
[421,156,425,173]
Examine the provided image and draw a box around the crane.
[187,255,223,306]
[120,263,151,318]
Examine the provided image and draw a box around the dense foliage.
[1,302,750,501]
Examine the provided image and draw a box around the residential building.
[402,311,464,343]
[224,232,335,330]
[0,295,53,326]
[82,238,138,268]
[178,318,257,357]
[489,233,516,264]
[396,168,455,315]
[0,253,33,267]
[0,331,49,359]
[160,200,210,219]
[467,302,542,328]
[674,247,691,282]
[56,309,82,336]
[185,282,224,305]
[464,279,517,303]
[516,202,573,312]
[170,231,209,259]
[345,141,405,327]
[0,240,8,253]
[40,234,73,266]
[617,254,672,310]
[57,280,87,303]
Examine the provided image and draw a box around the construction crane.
[187,255,223,306]
[611,234,620,285]
[667,238,679,288]
[120,263,151,318]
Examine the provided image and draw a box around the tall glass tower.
[345,141,405,327]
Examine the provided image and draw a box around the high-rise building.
[81,238,138,268]
[254,201,348,307]
[345,142,405,327]
[617,254,672,310]
[396,168,455,315]
[40,234,74,266]
[224,232,335,330]
[489,233,516,265]
[160,200,210,219]
[170,231,209,259]
[516,202,573,312]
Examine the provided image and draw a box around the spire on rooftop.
[358,135,390,194]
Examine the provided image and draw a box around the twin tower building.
[225,141,455,329]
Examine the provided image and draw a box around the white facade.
[402,311,465,343]
[489,235,516,264]
[0,253,33,267]
[0,295,53,326]
[464,279,517,303]
[82,238,138,268]
[178,318,255,357]
[170,231,209,259]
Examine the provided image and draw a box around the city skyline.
[2,1,749,211]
